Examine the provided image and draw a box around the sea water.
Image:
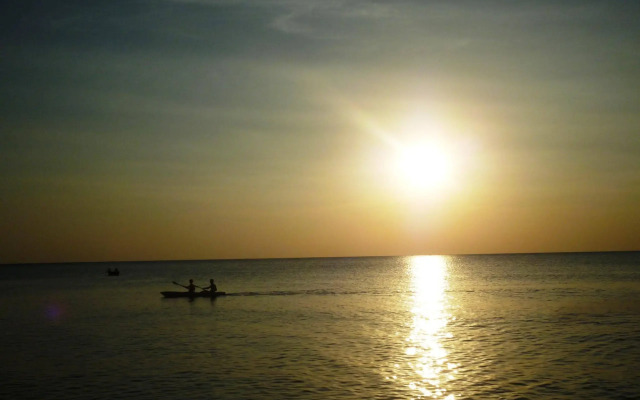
[1,252,639,399]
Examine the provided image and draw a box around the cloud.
[158,0,397,39]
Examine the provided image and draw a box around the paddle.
[172,281,204,290]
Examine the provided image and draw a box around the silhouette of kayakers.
[164,279,224,299]
[107,268,120,276]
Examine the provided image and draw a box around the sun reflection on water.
[405,255,455,399]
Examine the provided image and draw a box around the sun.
[393,140,453,195]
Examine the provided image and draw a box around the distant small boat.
[161,291,226,298]
[107,269,120,276]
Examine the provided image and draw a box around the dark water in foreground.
[1,252,639,399]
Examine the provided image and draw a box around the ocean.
[1,252,639,399]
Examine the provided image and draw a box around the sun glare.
[394,141,453,195]
[343,103,465,199]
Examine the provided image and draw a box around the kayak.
[161,291,226,298]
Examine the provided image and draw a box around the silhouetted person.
[177,279,196,294]
[203,279,217,293]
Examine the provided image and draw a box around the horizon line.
[2,249,638,266]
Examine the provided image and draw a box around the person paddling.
[176,279,197,295]
[202,279,217,293]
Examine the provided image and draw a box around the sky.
[1,0,639,264]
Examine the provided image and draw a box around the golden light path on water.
[404,255,456,399]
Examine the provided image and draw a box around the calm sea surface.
[1,252,639,399]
